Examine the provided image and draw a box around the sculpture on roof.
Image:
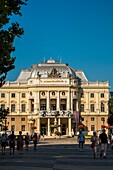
[48,67,60,78]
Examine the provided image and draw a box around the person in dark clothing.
[99,129,108,158]
[1,133,7,155]
[25,132,30,150]
[33,133,37,150]
[8,131,16,155]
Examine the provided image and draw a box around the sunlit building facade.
[0,59,110,136]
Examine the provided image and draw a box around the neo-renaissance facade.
[0,59,110,136]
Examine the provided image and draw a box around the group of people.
[0,131,41,155]
[78,129,109,159]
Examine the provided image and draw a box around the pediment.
[90,100,96,103]
[11,100,17,103]
[0,100,6,103]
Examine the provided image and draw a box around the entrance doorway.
[41,124,46,135]
[61,124,66,135]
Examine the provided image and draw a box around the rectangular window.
[90,93,94,98]
[11,125,15,131]
[11,93,15,98]
[80,104,84,112]
[91,125,95,131]
[101,117,105,122]
[100,93,104,98]
[21,125,25,131]
[1,93,5,98]
[21,104,26,112]
[91,117,95,121]
[31,99,34,111]
[21,118,25,121]
[50,104,56,110]
[60,104,66,110]
[11,104,15,112]
[11,118,15,121]
[1,104,5,109]
[90,104,95,112]
[40,104,46,110]
[22,93,26,98]
[101,103,105,112]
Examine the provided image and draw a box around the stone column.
[28,99,31,113]
[6,92,10,109]
[37,91,40,110]
[95,92,98,110]
[58,118,61,132]
[47,91,50,110]
[71,91,73,111]
[26,93,29,114]
[68,117,71,136]
[75,100,79,134]
[67,89,71,110]
[34,91,38,114]
[17,92,20,114]
[76,101,79,112]
[57,91,60,110]
[37,118,40,133]
[48,118,50,136]
[86,92,89,110]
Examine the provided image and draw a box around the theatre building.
[0,59,110,136]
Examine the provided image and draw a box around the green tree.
[0,108,9,134]
[108,98,113,125]
[109,98,113,115]
[0,0,28,87]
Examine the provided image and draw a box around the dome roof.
[30,59,77,79]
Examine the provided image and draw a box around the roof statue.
[48,67,60,78]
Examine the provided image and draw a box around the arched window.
[52,91,55,96]
[42,91,45,96]
[62,91,65,96]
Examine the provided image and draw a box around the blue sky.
[6,0,113,90]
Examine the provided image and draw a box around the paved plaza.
[0,137,113,170]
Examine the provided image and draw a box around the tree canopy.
[0,0,28,87]
[109,98,113,115]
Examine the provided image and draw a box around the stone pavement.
[0,137,113,170]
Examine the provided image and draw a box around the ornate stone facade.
[0,59,110,136]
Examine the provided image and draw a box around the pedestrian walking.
[0,133,7,155]
[78,129,85,151]
[91,131,98,158]
[17,131,23,154]
[25,132,30,150]
[99,128,108,158]
[41,130,44,140]
[33,133,38,150]
[110,132,113,150]
[8,131,16,155]
[37,132,40,142]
